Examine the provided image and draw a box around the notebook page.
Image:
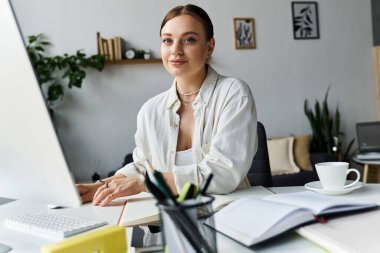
[213,198,313,246]
[212,186,274,212]
[118,192,158,227]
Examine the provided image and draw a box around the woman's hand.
[92,175,146,207]
[76,182,102,204]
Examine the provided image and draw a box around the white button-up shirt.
[117,66,257,194]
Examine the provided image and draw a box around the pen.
[133,160,167,203]
[153,171,179,206]
[199,173,213,196]
[177,182,198,203]
[168,210,212,253]
[144,172,166,203]
[138,165,212,252]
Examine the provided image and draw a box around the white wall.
[11,0,376,181]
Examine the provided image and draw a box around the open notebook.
[209,191,378,246]
[118,186,274,227]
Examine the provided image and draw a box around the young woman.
[77,4,257,206]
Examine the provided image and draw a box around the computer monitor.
[356,121,380,153]
[0,0,82,207]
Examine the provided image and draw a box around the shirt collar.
[166,65,219,109]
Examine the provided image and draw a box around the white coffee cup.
[315,162,361,190]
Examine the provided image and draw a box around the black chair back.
[247,121,273,187]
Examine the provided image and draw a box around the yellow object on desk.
[40,226,127,253]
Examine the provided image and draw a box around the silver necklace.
[176,86,201,96]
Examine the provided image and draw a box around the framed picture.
[292,2,319,39]
[233,18,256,49]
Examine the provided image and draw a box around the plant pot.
[310,152,338,169]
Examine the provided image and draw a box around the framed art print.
[233,18,256,49]
[292,2,319,39]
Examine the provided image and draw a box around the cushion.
[267,137,300,175]
[293,135,313,171]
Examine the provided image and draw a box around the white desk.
[0,187,331,253]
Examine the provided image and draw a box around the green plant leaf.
[27,33,105,109]
[47,84,64,103]
[303,86,349,155]
[28,35,37,44]
[335,106,340,135]
[35,46,45,52]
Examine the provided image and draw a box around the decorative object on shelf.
[27,33,105,109]
[97,32,124,61]
[304,87,355,163]
[125,48,136,59]
[233,17,256,49]
[292,2,319,40]
[125,48,151,60]
[144,50,151,59]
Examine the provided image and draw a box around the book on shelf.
[97,32,105,56]
[209,191,378,247]
[97,32,124,61]
[113,37,120,60]
[118,186,273,227]
[115,37,124,60]
[102,41,109,60]
[107,38,114,61]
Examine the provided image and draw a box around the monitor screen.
[0,0,82,207]
[356,121,380,153]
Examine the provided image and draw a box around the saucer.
[304,180,363,195]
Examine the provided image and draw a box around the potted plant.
[26,34,105,110]
[304,87,355,165]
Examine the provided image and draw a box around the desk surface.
[8,184,380,253]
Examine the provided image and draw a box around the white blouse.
[116,66,257,194]
[175,149,193,166]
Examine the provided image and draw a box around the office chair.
[247,121,273,187]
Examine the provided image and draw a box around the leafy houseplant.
[304,87,355,162]
[26,34,105,108]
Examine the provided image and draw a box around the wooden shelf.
[105,58,162,65]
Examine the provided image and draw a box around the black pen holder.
[157,195,217,253]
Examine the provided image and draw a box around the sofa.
[268,135,319,187]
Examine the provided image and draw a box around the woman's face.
[160,14,214,80]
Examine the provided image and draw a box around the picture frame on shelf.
[292,2,319,40]
[233,18,256,49]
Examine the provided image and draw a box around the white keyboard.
[4,212,107,238]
